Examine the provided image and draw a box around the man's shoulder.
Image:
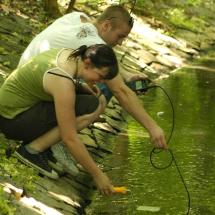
[59,11,90,22]
[76,24,97,38]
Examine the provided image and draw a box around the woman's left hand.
[82,83,101,97]
[90,84,101,97]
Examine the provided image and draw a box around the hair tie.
[79,45,87,56]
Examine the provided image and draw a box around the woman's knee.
[88,96,100,113]
[75,94,107,116]
[87,95,107,115]
[98,94,107,112]
[75,94,99,115]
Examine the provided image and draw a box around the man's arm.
[118,63,148,82]
[106,74,167,149]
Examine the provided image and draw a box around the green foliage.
[3,61,11,67]
[165,8,206,32]
[0,135,38,193]
[133,0,213,33]
[0,188,16,215]
[0,47,10,55]
[187,0,202,6]
[136,0,145,7]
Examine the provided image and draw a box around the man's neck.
[93,21,102,38]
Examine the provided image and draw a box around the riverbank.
[0,1,215,214]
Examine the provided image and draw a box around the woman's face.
[82,66,108,83]
[82,65,109,84]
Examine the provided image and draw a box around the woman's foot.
[14,145,59,179]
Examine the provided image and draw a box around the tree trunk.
[44,0,62,18]
[66,0,76,14]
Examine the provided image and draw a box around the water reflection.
[87,69,215,215]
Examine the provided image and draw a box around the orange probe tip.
[113,186,128,194]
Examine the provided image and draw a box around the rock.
[104,109,123,121]
[200,40,214,50]
[92,122,117,134]
[156,54,183,68]
[78,134,98,148]
[170,47,193,59]
[142,40,172,55]
[120,54,148,70]
[150,62,170,74]
[136,49,156,64]
[175,29,201,48]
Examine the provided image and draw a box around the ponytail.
[68,45,87,60]
[68,44,119,80]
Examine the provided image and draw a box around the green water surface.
[87,69,215,215]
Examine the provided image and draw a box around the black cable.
[148,85,191,215]
[116,1,190,213]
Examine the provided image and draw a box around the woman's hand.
[81,83,101,97]
[90,84,101,97]
[93,171,115,196]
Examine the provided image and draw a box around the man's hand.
[149,125,168,150]
[126,73,148,82]
[119,63,148,82]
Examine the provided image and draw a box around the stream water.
[87,68,215,215]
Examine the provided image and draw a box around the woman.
[0,44,118,195]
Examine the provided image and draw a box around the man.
[19,5,139,103]
[19,6,144,83]
[18,5,167,182]
[19,5,132,66]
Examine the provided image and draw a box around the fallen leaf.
[137,205,160,212]
[1,4,11,14]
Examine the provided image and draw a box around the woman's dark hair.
[68,44,118,80]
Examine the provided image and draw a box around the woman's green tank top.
[0,49,61,119]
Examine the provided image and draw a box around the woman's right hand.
[93,171,115,196]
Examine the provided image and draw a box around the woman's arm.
[44,72,114,195]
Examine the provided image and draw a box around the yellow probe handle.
[113,186,128,194]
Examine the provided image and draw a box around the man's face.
[101,21,131,47]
